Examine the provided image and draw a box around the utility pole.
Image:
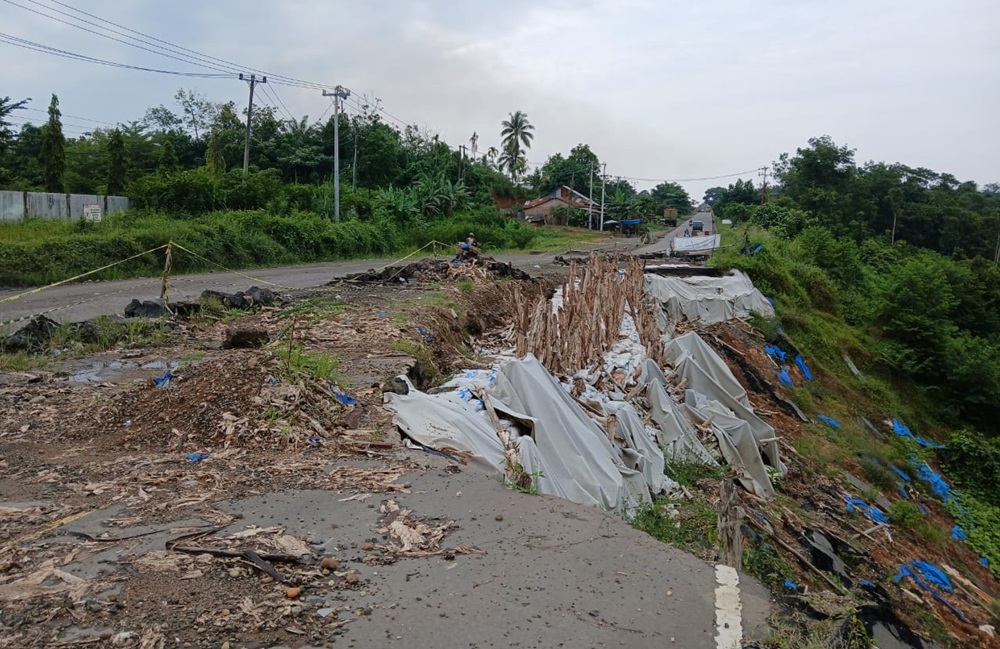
[458,145,467,182]
[239,73,266,175]
[758,167,768,205]
[994,232,1000,264]
[588,162,595,230]
[599,162,607,231]
[322,85,351,222]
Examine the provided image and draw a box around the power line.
[3,0,235,74]
[263,83,296,123]
[0,31,235,77]
[35,0,344,92]
[617,168,762,184]
[22,106,117,126]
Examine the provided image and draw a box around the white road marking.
[714,564,744,649]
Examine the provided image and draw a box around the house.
[521,186,601,225]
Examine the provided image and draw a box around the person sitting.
[683,228,691,238]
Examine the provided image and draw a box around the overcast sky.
[3,0,998,199]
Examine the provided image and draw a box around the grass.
[495,225,612,253]
[663,460,726,486]
[743,536,792,589]
[630,496,718,555]
[278,344,342,384]
[0,351,33,371]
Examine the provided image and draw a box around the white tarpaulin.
[645,270,774,325]
[663,332,785,496]
[385,354,662,515]
[671,234,721,254]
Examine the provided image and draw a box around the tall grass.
[0,209,539,287]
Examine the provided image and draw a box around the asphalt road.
[0,217,709,331]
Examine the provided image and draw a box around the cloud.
[2,0,997,198]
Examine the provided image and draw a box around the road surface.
[0,217,708,331]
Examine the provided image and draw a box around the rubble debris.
[339,257,531,284]
[222,326,269,349]
[0,314,59,352]
[124,298,172,319]
[200,286,279,310]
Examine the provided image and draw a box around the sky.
[2,0,998,200]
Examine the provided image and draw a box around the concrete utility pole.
[322,85,351,222]
[239,73,266,175]
[588,162,595,229]
[458,145,467,182]
[599,162,607,231]
[758,167,768,205]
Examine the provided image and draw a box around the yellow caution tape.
[0,243,169,305]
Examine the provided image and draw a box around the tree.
[159,138,180,173]
[650,181,693,215]
[538,144,600,195]
[703,186,725,207]
[174,88,216,141]
[0,96,29,160]
[40,94,66,192]
[500,110,534,183]
[106,129,127,195]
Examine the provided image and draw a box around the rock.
[1,315,60,353]
[320,557,340,571]
[124,298,171,319]
[360,542,375,552]
[495,514,503,522]
[286,586,302,598]
[222,326,269,349]
[382,377,410,396]
[200,286,278,311]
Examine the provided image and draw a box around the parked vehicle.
[691,220,704,232]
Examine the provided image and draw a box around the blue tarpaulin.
[817,415,841,429]
[783,579,799,590]
[952,526,968,541]
[794,354,813,380]
[764,344,787,362]
[153,370,173,388]
[893,419,945,449]
[777,367,794,387]
[910,561,952,592]
[911,458,954,502]
[894,563,969,623]
[332,390,358,406]
[845,496,890,524]
[981,557,990,566]
[890,465,911,482]
[185,452,208,463]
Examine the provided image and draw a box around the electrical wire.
[11,0,419,131]
[262,83,296,123]
[3,0,235,74]
[0,31,235,77]
[34,0,344,92]
[21,106,118,126]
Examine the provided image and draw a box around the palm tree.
[500,110,534,183]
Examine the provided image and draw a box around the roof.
[523,185,600,211]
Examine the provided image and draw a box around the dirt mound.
[338,257,531,284]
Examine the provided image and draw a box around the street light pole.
[322,85,351,222]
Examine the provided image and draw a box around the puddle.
[64,358,180,383]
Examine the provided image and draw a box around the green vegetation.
[278,344,341,384]
[710,136,1000,586]
[663,460,726,486]
[0,207,540,286]
[630,497,718,554]
[743,536,792,589]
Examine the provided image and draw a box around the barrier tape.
[0,243,169,306]
[0,278,160,332]
[1,238,455,333]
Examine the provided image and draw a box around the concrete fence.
[0,190,130,222]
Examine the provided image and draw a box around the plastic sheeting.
[385,355,663,515]
[671,234,721,254]
[664,333,785,478]
[645,270,775,325]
